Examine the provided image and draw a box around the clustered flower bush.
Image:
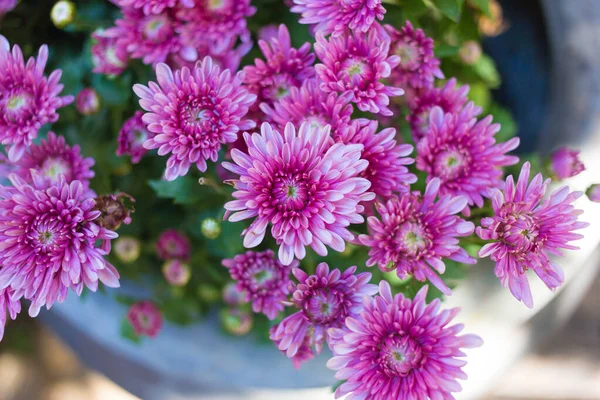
[0,0,595,398]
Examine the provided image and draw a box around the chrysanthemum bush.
[0,0,594,397]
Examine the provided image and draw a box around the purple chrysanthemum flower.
[112,0,194,15]
[222,249,296,320]
[549,147,585,180]
[336,119,416,199]
[244,24,315,109]
[385,21,444,90]
[270,263,377,362]
[127,301,163,337]
[155,229,190,261]
[116,111,154,164]
[315,29,403,116]
[91,28,129,76]
[14,131,95,190]
[477,162,588,308]
[0,0,17,15]
[112,7,196,66]
[223,122,375,265]
[408,78,470,142]
[271,326,315,369]
[0,174,120,317]
[328,282,483,400]
[178,0,256,41]
[75,88,101,115]
[290,0,385,38]
[0,36,74,162]
[0,287,20,342]
[416,105,520,213]
[260,78,353,137]
[134,57,256,180]
[359,178,475,295]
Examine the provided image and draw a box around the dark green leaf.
[148,177,212,205]
[435,0,464,22]
[435,44,461,58]
[120,318,142,344]
[470,0,491,17]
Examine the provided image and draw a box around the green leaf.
[148,176,211,205]
[489,104,518,142]
[435,44,461,58]
[120,318,142,344]
[470,0,491,16]
[472,54,501,87]
[435,0,465,22]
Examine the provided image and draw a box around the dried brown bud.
[94,192,135,230]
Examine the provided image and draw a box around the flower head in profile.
[156,229,190,261]
[360,178,475,295]
[416,105,520,213]
[385,21,444,90]
[328,282,483,400]
[336,119,416,199]
[223,122,375,265]
[0,287,21,342]
[127,301,163,338]
[117,111,154,164]
[290,0,385,38]
[91,28,129,76]
[315,29,403,116]
[112,0,194,15]
[270,263,377,366]
[134,57,256,180]
[244,24,315,108]
[408,78,470,142]
[477,162,588,308]
[260,78,353,137]
[0,174,120,318]
[271,326,315,369]
[14,131,95,191]
[222,249,295,320]
[112,7,196,66]
[0,36,74,161]
[549,147,585,180]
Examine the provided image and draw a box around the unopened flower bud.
[586,184,600,203]
[198,283,220,303]
[162,259,191,287]
[201,218,221,239]
[459,40,482,65]
[51,0,76,29]
[220,309,253,336]
[114,236,141,263]
[76,88,101,115]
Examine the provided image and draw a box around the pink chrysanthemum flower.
[178,0,256,41]
[0,174,120,317]
[270,263,377,363]
[290,0,385,38]
[408,78,470,142]
[162,259,191,286]
[0,36,74,162]
[416,105,520,213]
[0,287,20,342]
[134,57,256,180]
[155,229,190,261]
[260,78,353,137]
[359,178,475,295]
[476,162,588,308]
[336,119,416,199]
[91,28,129,76]
[14,131,95,190]
[271,326,315,369]
[112,0,194,15]
[75,88,101,115]
[223,122,375,265]
[315,29,403,116]
[385,22,444,90]
[244,24,315,108]
[0,0,17,15]
[549,147,585,180]
[127,301,163,337]
[116,111,154,164]
[328,282,483,400]
[112,7,196,66]
[222,250,296,320]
